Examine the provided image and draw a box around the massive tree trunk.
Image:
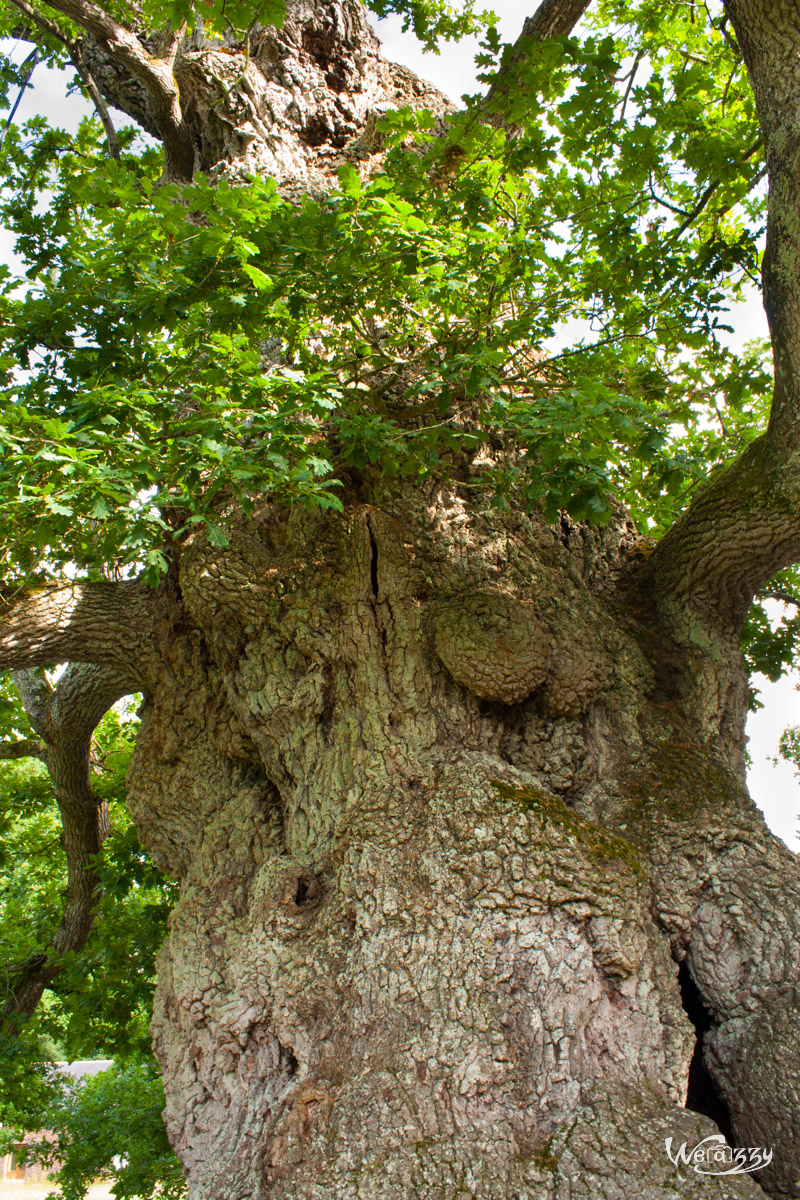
[113,482,800,1200]
[123,490,800,1200]
[3,0,800,1197]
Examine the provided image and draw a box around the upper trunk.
[80,0,452,186]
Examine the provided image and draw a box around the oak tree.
[2,0,800,1196]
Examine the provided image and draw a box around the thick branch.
[1,663,133,1030]
[483,0,594,121]
[36,0,193,178]
[647,4,800,635]
[649,437,800,635]
[722,0,800,447]
[0,579,154,682]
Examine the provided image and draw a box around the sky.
[2,3,798,850]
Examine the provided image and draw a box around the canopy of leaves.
[0,0,772,583]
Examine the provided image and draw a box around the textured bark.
[72,0,453,191]
[0,579,156,682]
[121,489,800,1199]
[4,1,800,1197]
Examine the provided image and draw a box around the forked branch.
[7,0,120,155]
[25,0,192,177]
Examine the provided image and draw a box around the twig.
[674,163,766,238]
[0,47,39,148]
[7,0,120,158]
[762,590,800,609]
[618,52,642,121]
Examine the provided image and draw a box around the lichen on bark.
[120,483,799,1199]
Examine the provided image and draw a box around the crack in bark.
[679,961,735,1144]
[367,519,380,603]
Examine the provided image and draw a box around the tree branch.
[34,0,193,178]
[0,738,46,761]
[6,0,69,45]
[762,590,800,608]
[483,0,594,123]
[0,580,155,682]
[7,0,120,157]
[645,4,800,641]
[74,48,120,158]
[1,663,133,1031]
[649,436,800,636]
[673,151,765,238]
[722,0,800,447]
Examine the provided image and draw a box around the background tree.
[2,0,800,1197]
[0,691,183,1196]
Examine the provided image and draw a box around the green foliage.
[0,756,69,974]
[743,571,800,688]
[779,725,800,776]
[22,1058,186,1200]
[368,0,494,52]
[0,699,175,1061]
[0,697,182,1197]
[0,1,771,585]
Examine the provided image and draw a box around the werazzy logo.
[665,1134,773,1176]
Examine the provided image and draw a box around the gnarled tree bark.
[3,0,800,1197]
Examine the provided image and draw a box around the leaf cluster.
[19,1057,186,1200]
[0,697,174,1062]
[0,694,181,1196]
[0,3,771,584]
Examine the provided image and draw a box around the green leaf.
[241,263,271,291]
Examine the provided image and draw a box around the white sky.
[3,5,798,850]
